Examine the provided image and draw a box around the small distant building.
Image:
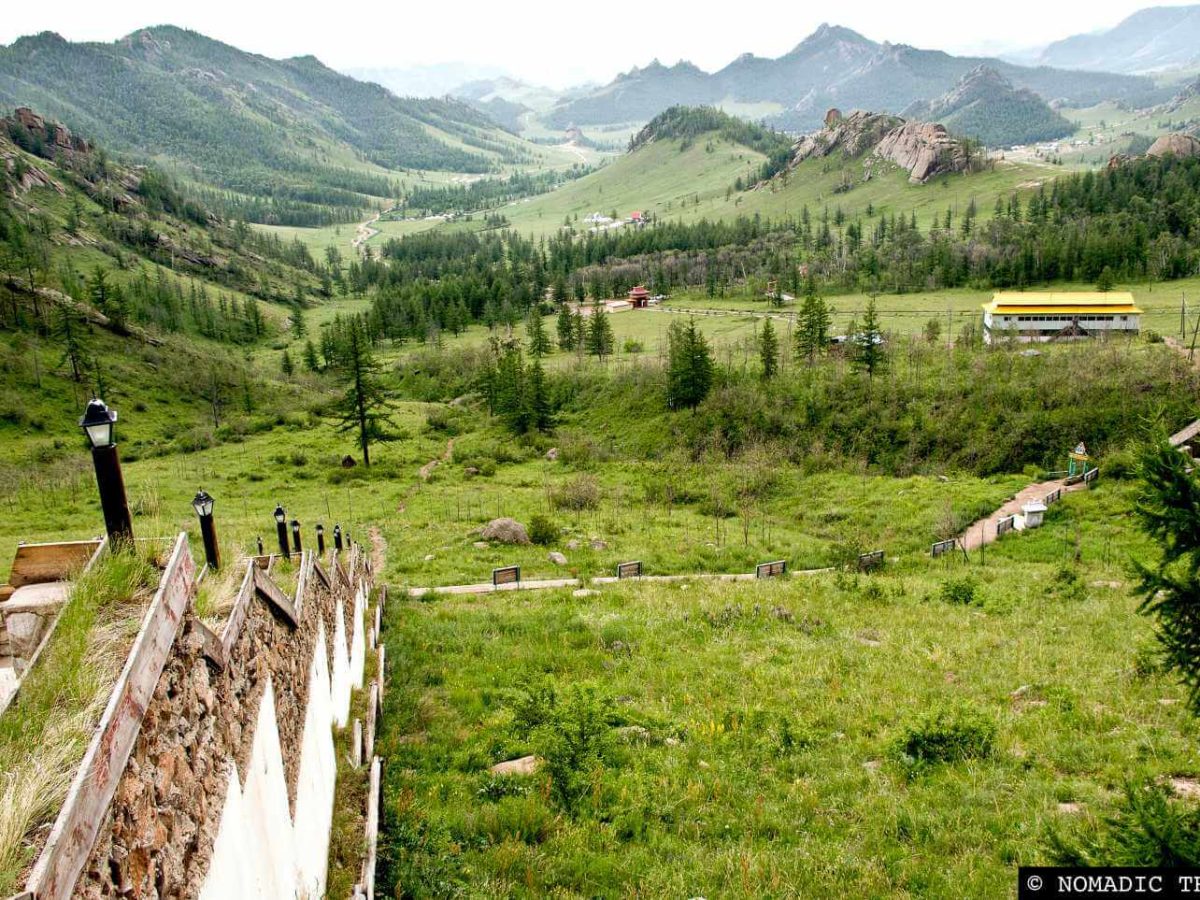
[982,292,1141,345]
[630,211,644,224]
[1068,442,1090,478]
[628,285,650,308]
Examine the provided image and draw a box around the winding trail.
[418,438,455,482]
[957,478,1086,551]
[352,204,394,251]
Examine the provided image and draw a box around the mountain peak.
[794,23,874,51]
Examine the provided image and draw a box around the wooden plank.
[996,516,1016,538]
[0,539,108,720]
[366,683,378,761]
[351,720,362,769]
[365,757,381,900]
[194,620,226,671]
[377,645,386,704]
[220,563,257,659]
[931,539,957,558]
[292,551,310,618]
[7,540,103,589]
[253,566,298,629]
[492,566,520,587]
[26,533,195,900]
[313,559,331,589]
[1170,418,1200,447]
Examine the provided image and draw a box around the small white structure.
[1021,500,1047,529]
[982,292,1141,345]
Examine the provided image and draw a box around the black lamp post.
[316,523,325,555]
[79,399,133,542]
[291,519,302,554]
[192,489,220,570]
[274,504,290,560]
[333,524,343,552]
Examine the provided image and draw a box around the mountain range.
[1036,4,1200,74]
[0,27,543,224]
[542,24,1162,132]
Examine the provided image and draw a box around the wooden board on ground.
[931,539,957,558]
[996,516,1016,537]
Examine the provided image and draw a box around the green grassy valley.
[5,8,1200,897]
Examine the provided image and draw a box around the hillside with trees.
[0,27,548,226]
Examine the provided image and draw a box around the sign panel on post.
[492,565,520,587]
[755,560,788,578]
[616,561,642,579]
[857,550,885,572]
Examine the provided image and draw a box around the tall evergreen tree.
[795,277,830,366]
[586,310,614,359]
[526,311,553,358]
[1134,440,1200,713]
[759,317,779,380]
[524,359,552,432]
[852,297,885,380]
[556,305,575,352]
[330,317,393,467]
[666,318,713,410]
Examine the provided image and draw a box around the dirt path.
[1166,336,1200,369]
[418,438,455,481]
[352,204,394,251]
[957,479,1087,551]
[367,525,386,574]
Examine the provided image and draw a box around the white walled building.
[982,292,1142,344]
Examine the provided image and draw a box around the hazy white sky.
[0,0,1190,88]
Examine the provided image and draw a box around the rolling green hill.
[0,27,558,226]
[903,66,1074,147]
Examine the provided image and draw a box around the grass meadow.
[374,479,1199,898]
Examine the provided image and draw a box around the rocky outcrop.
[790,108,974,184]
[7,107,92,155]
[1147,133,1200,159]
[876,121,971,183]
[792,110,904,163]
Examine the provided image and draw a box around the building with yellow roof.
[981,292,1142,345]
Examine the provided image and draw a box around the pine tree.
[526,311,553,358]
[666,319,714,410]
[795,277,830,366]
[556,305,575,352]
[303,339,320,372]
[289,305,307,338]
[524,359,552,432]
[280,350,295,377]
[759,318,779,380]
[1134,440,1200,713]
[853,297,885,380]
[52,302,89,383]
[586,310,614,359]
[329,317,393,467]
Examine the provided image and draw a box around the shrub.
[894,705,996,766]
[940,577,979,606]
[513,680,614,812]
[528,514,559,546]
[550,475,601,511]
[623,339,644,354]
[1048,781,1200,866]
